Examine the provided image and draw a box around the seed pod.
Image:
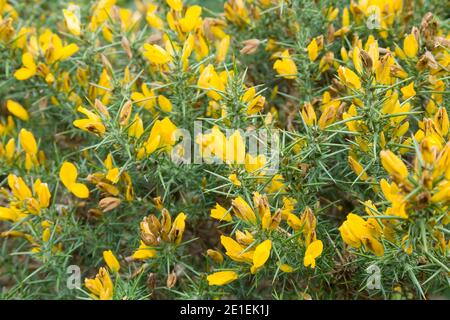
[121,36,133,59]
[94,99,110,118]
[420,12,438,47]
[100,54,113,77]
[359,49,373,72]
[240,39,260,55]
[99,197,121,212]
[119,101,132,126]
[166,271,177,289]
[140,229,158,246]
[147,273,156,291]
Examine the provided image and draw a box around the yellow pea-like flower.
[228,173,241,187]
[231,196,257,224]
[59,161,90,199]
[401,82,416,99]
[84,267,113,300]
[19,129,37,155]
[169,212,186,244]
[143,44,172,65]
[207,271,238,286]
[14,52,37,80]
[279,263,294,273]
[179,5,202,33]
[210,203,232,222]
[307,38,319,62]
[63,6,81,36]
[6,100,29,121]
[34,179,51,208]
[132,241,157,260]
[221,235,254,263]
[244,154,266,174]
[348,156,369,181]
[207,249,224,263]
[216,35,230,63]
[158,95,173,112]
[251,239,272,274]
[103,250,120,273]
[166,0,183,12]
[273,50,298,79]
[338,66,361,90]
[303,239,323,268]
[225,130,245,164]
[380,150,408,181]
[73,106,106,136]
[403,33,418,58]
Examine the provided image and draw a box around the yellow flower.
[216,35,230,63]
[251,239,272,274]
[281,197,297,219]
[307,38,319,62]
[279,263,294,273]
[59,161,90,199]
[338,66,361,90]
[144,117,178,155]
[7,174,32,201]
[179,5,202,33]
[225,130,246,164]
[168,212,186,244]
[348,155,369,181]
[339,213,384,256]
[19,128,37,155]
[220,235,254,263]
[244,154,266,174]
[301,102,317,127]
[128,114,144,139]
[273,50,298,79]
[103,250,120,273]
[210,203,232,222]
[14,52,37,80]
[143,44,172,65]
[158,95,173,112]
[34,179,51,208]
[146,4,164,29]
[228,173,241,186]
[207,249,224,263]
[231,196,256,224]
[286,213,303,231]
[73,106,106,136]
[84,267,113,300]
[6,100,29,121]
[303,239,323,268]
[266,174,285,193]
[0,207,26,222]
[207,271,238,286]
[131,84,157,111]
[166,0,183,11]
[197,64,227,101]
[431,181,450,203]
[63,5,81,36]
[380,150,408,182]
[401,82,416,99]
[403,33,418,58]
[318,103,338,129]
[132,241,157,260]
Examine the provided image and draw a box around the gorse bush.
[0,0,449,300]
